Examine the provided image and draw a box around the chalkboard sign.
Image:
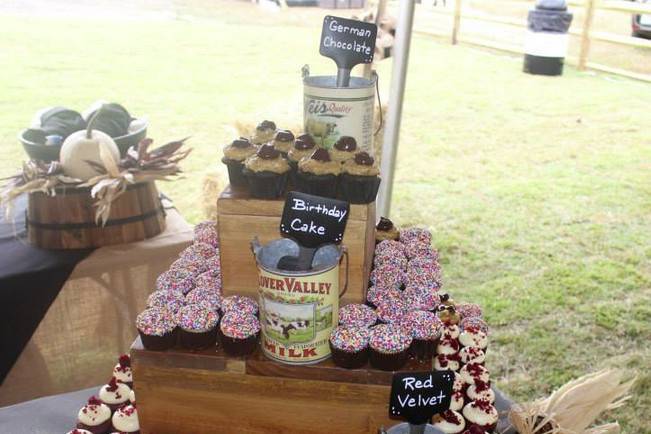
[320,15,377,72]
[389,371,455,425]
[280,191,349,248]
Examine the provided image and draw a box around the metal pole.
[377,0,416,218]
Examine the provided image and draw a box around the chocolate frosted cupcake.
[296,148,341,198]
[136,307,177,350]
[221,295,259,317]
[222,137,257,187]
[398,310,441,361]
[251,120,276,145]
[243,144,290,199]
[432,410,466,433]
[176,303,219,349]
[287,133,317,181]
[218,311,260,356]
[338,303,377,328]
[375,217,400,243]
[368,324,412,371]
[331,136,357,163]
[339,152,381,204]
[77,396,111,434]
[271,129,295,156]
[462,399,498,433]
[112,354,133,388]
[111,403,139,433]
[329,326,370,369]
[98,377,130,412]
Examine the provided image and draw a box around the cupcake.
[365,287,403,310]
[185,287,222,312]
[176,303,219,349]
[251,120,276,145]
[450,390,465,411]
[374,252,408,272]
[339,151,381,204]
[398,310,441,361]
[374,240,406,258]
[459,326,488,351]
[243,144,290,199]
[222,137,257,187]
[67,430,93,434]
[461,317,490,335]
[462,399,498,433]
[375,298,408,324]
[406,257,442,290]
[437,337,461,356]
[459,347,486,366]
[222,295,259,317]
[146,290,185,313]
[434,353,461,371]
[329,326,370,369]
[338,303,377,328]
[218,312,261,356]
[193,221,219,248]
[271,129,295,156]
[287,133,317,182]
[98,377,131,412]
[442,324,461,340]
[455,303,483,320]
[431,410,466,433]
[375,217,400,243]
[296,148,340,198]
[399,227,432,248]
[111,403,139,433]
[181,242,216,262]
[370,266,405,291]
[330,136,357,163]
[112,354,133,388]
[194,270,222,293]
[466,381,495,403]
[368,324,412,371]
[459,363,490,386]
[136,307,177,350]
[403,286,440,312]
[204,255,222,278]
[76,396,111,434]
[155,269,195,295]
[169,256,208,279]
[129,389,136,404]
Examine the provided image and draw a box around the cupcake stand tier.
[217,185,376,305]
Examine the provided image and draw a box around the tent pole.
[377,0,415,219]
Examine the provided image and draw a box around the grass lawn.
[1,2,650,432]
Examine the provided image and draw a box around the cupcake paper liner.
[243,169,288,199]
[179,327,218,350]
[411,338,438,362]
[329,343,369,369]
[218,328,260,357]
[77,420,112,434]
[339,173,381,204]
[222,157,248,188]
[369,348,409,371]
[295,171,338,198]
[139,329,178,351]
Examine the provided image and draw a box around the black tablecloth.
[0,196,92,385]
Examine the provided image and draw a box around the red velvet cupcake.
[112,354,133,389]
[462,399,498,433]
[111,403,140,433]
[76,396,111,434]
[431,409,466,433]
[98,377,130,412]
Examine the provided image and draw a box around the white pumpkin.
[60,106,120,181]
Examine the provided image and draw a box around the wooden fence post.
[578,0,597,70]
[452,0,462,44]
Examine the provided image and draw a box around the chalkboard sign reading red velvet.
[389,371,455,425]
[280,191,349,249]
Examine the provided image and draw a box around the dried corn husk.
[508,370,635,434]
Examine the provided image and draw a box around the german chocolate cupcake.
[111,403,139,433]
[368,324,412,371]
[296,148,341,198]
[98,377,130,412]
[251,120,276,145]
[329,326,370,369]
[432,410,466,433]
[330,136,357,163]
[271,129,295,156]
[112,354,133,388]
[176,303,219,349]
[462,399,498,433]
[136,307,177,350]
[76,396,111,434]
[222,137,257,187]
[218,311,260,356]
[287,133,317,182]
[339,152,381,204]
[338,303,377,328]
[243,144,290,199]
[375,217,400,243]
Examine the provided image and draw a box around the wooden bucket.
[27,181,166,249]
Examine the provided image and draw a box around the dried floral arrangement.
[508,370,635,434]
[1,137,191,225]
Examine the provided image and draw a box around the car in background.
[632,0,651,38]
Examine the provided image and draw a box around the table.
[0,197,193,406]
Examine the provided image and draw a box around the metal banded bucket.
[251,238,348,365]
[303,66,376,152]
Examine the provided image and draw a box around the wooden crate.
[217,186,375,305]
[131,337,433,434]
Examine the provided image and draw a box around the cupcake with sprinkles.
[146,290,185,313]
[169,256,208,278]
[399,227,432,248]
[222,137,257,187]
[403,286,440,312]
[398,310,441,361]
[111,403,139,433]
[375,216,400,244]
[222,295,259,317]
[156,268,195,295]
[136,306,177,350]
[432,410,466,433]
[98,377,130,412]
[370,266,405,291]
[375,298,408,324]
[112,354,133,388]
[329,326,370,369]
[194,270,222,293]
[368,324,412,371]
[203,254,222,277]
[455,303,483,320]
[185,286,222,312]
[176,303,220,349]
[373,252,407,272]
[460,317,490,335]
[374,240,406,260]
[181,242,217,261]
[76,396,111,434]
[338,303,377,328]
[193,221,219,249]
[462,399,498,433]
[406,257,442,289]
[365,286,403,310]
[219,311,261,356]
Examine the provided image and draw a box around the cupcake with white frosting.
[98,377,131,412]
[434,353,461,372]
[67,430,93,434]
[112,354,133,388]
[437,337,461,356]
[459,325,488,351]
[111,403,140,433]
[76,396,111,434]
[459,363,490,386]
[450,390,465,411]
[431,410,466,433]
[459,346,486,366]
[462,399,498,433]
[466,381,495,404]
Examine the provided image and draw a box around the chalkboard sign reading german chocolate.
[280,191,349,249]
[320,15,377,71]
[389,371,454,425]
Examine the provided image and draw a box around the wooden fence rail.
[410,0,651,82]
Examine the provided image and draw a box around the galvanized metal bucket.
[303,65,376,152]
[251,237,348,365]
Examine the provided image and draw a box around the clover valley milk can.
[252,238,348,364]
[303,65,376,152]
